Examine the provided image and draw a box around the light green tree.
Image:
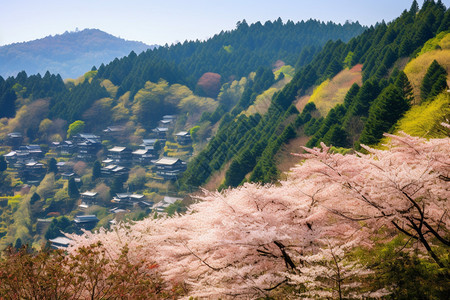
[67,120,85,139]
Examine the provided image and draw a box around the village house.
[6,145,45,166]
[51,140,75,155]
[72,133,102,161]
[61,172,76,180]
[56,161,71,173]
[152,127,169,140]
[154,157,187,180]
[19,161,46,183]
[48,236,72,249]
[76,140,101,161]
[100,164,129,177]
[175,131,192,145]
[132,149,155,165]
[7,132,23,149]
[141,139,157,149]
[107,146,132,166]
[158,115,176,128]
[152,196,183,213]
[72,133,101,144]
[73,215,99,230]
[112,193,146,207]
[103,126,125,139]
[80,191,98,207]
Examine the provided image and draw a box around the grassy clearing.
[308,64,363,116]
[245,76,292,116]
[395,92,449,137]
[404,33,450,102]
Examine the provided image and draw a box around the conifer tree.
[394,70,414,103]
[68,178,79,199]
[421,60,447,102]
[47,158,58,174]
[92,160,101,181]
[358,85,410,146]
[410,0,419,15]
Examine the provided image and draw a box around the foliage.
[308,64,363,116]
[66,120,85,139]
[47,158,57,174]
[96,19,365,94]
[165,200,187,216]
[359,236,450,299]
[404,32,450,101]
[416,30,450,56]
[274,65,295,80]
[0,243,175,299]
[44,216,74,240]
[196,72,222,98]
[67,178,79,199]
[420,59,448,102]
[126,167,147,191]
[92,160,102,181]
[68,132,449,298]
[358,84,410,147]
[392,92,450,138]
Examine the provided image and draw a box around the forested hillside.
[0,29,155,79]
[0,17,366,249]
[181,0,449,190]
[95,19,365,96]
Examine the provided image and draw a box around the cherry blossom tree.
[66,132,448,298]
[292,132,449,268]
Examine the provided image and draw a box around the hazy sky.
[1,0,448,46]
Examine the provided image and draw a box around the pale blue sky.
[1,0,448,46]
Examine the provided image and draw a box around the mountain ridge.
[0,28,157,79]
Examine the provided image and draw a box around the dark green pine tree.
[110,175,126,196]
[394,71,414,103]
[420,60,448,102]
[322,124,349,148]
[410,0,419,15]
[224,160,244,187]
[68,178,79,199]
[45,219,59,240]
[428,74,448,100]
[343,83,360,108]
[92,160,102,181]
[358,85,410,146]
[0,155,7,172]
[47,158,58,174]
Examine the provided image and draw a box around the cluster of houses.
[2,115,192,183]
[2,116,193,249]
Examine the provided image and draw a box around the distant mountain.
[0,29,157,79]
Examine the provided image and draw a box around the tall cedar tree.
[47,158,58,174]
[92,160,102,181]
[358,85,410,146]
[68,178,79,199]
[421,60,448,102]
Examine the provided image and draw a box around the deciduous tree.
[68,132,448,298]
